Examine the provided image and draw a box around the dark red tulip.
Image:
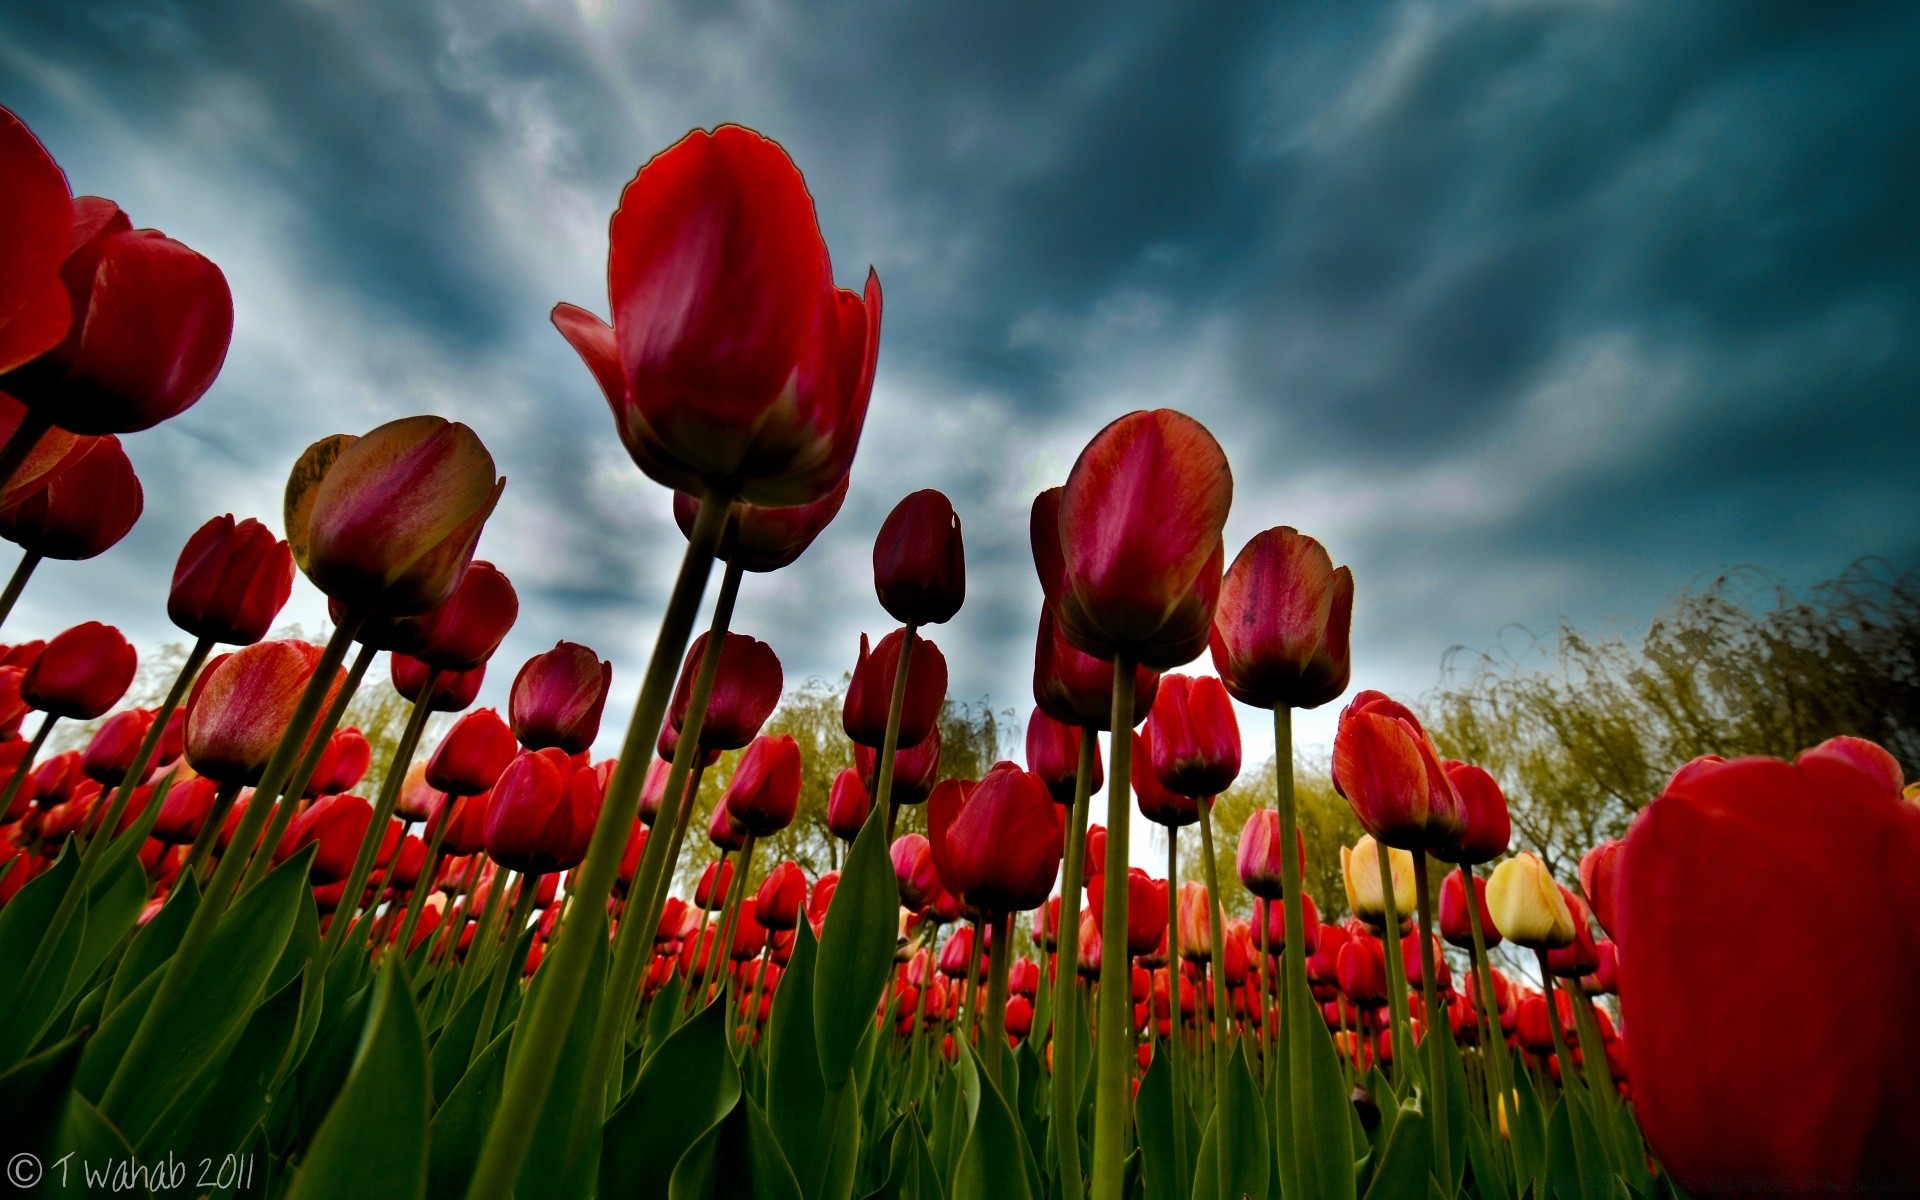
[1546,887,1600,978]
[0,434,141,559]
[1254,892,1320,955]
[1438,868,1501,950]
[707,797,746,852]
[31,749,82,806]
[1144,673,1240,798]
[928,762,1063,913]
[288,416,504,616]
[754,859,807,931]
[2,195,233,435]
[1131,730,1202,828]
[891,832,940,912]
[308,727,372,798]
[616,819,649,892]
[1584,940,1620,996]
[807,871,839,935]
[1208,527,1353,711]
[655,721,720,769]
[1400,930,1449,991]
[1236,808,1306,900]
[510,641,612,753]
[439,792,491,856]
[1024,707,1100,805]
[1335,934,1389,1008]
[1579,838,1624,941]
[0,399,85,512]
[81,707,153,785]
[1083,824,1107,880]
[670,631,782,750]
[873,489,965,626]
[1331,690,1465,852]
[695,858,734,909]
[0,107,76,377]
[484,747,603,875]
[1032,604,1160,731]
[827,767,871,841]
[168,515,295,646]
[149,774,219,845]
[427,708,518,797]
[1086,866,1165,957]
[279,792,374,884]
[672,475,849,572]
[938,924,977,978]
[1436,761,1512,866]
[392,655,484,713]
[388,560,518,671]
[855,722,940,806]
[637,758,672,826]
[22,621,137,720]
[842,628,947,749]
[1049,411,1232,670]
[185,640,343,786]
[1619,748,1920,1194]
[1009,956,1040,999]
[0,641,44,670]
[723,733,803,837]
[550,124,881,507]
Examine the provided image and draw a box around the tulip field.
[3,105,1919,1200]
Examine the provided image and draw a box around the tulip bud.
[1009,956,1040,999]
[1076,908,1103,977]
[1436,760,1512,865]
[388,560,519,671]
[31,750,82,806]
[1438,867,1501,950]
[279,792,375,883]
[21,621,137,720]
[842,629,947,748]
[308,727,372,797]
[485,747,602,875]
[1083,824,1108,879]
[672,476,849,572]
[0,434,142,560]
[183,640,342,786]
[81,707,153,785]
[635,758,673,826]
[510,641,612,753]
[1131,729,1202,828]
[807,871,839,935]
[1176,881,1213,962]
[1087,866,1166,957]
[0,110,74,377]
[395,763,441,824]
[1255,892,1320,956]
[392,655,484,712]
[0,667,29,737]
[1144,674,1241,798]
[891,832,939,912]
[723,733,803,837]
[873,489,965,626]
[669,631,782,750]
[754,860,807,931]
[1331,691,1465,852]
[928,763,1063,913]
[165,516,296,647]
[1544,886,1600,978]
[1236,808,1307,900]
[1208,527,1353,711]
[1578,838,1624,941]
[827,767,871,841]
[1484,852,1576,949]
[1336,934,1389,1007]
[1341,836,1415,928]
[707,798,746,852]
[1024,707,1100,805]
[426,708,518,797]
[150,774,220,845]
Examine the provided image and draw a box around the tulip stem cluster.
[318,680,437,963]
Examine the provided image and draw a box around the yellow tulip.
[1341,835,1415,927]
[1485,851,1576,949]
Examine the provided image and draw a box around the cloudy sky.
[4,0,1917,855]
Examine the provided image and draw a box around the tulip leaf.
[285,959,430,1200]
[50,1090,139,1196]
[601,996,741,1199]
[107,874,198,1012]
[668,1089,806,1200]
[1507,1051,1547,1187]
[1135,1046,1182,1200]
[951,1037,1039,1200]
[1189,1043,1270,1200]
[0,1031,84,1164]
[1288,957,1359,1200]
[427,1025,511,1200]
[513,906,608,1200]
[36,853,148,1044]
[429,978,493,1107]
[1361,1102,1432,1200]
[147,969,305,1163]
[765,922,834,1196]
[0,849,81,1063]
[74,967,163,1101]
[813,805,900,1087]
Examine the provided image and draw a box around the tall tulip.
[167,515,295,647]
[0,433,141,563]
[1025,707,1100,805]
[510,642,612,753]
[184,641,340,787]
[20,620,136,721]
[1208,527,1352,711]
[827,767,871,843]
[873,489,965,626]
[723,733,803,838]
[669,631,781,750]
[427,709,519,797]
[485,748,603,875]
[843,629,948,748]
[389,560,519,671]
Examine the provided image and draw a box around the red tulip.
[1024,707,1100,805]
[723,733,803,837]
[873,489,965,626]
[1083,824,1107,879]
[754,860,807,931]
[279,792,375,884]
[168,515,295,646]
[1131,730,1202,828]
[855,722,940,806]
[550,125,881,506]
[670,631,782,750]
[1545,887,1599,978]
[827,767,871,841]
[1796,735,1903,796]
[1175,881,1214,962]
[0,106,76,377]
[1254,892,1320,955]
[1400,930,1449,991]
[81,707,153,785]
[707,797,746,852]
[807,871,839,935]
[1578,838,1624,940]
[842,629,947,748]
[636,758,673,826]
[614,819,649,894]
[290,416,504,616]
[510,641,612,753]
[1009,956,1040,999]
[1208,527,1352,711]
[0,434,141,559]
[1048,411,1232,670]
[1236,808,1306,900]
[695,858,734,909]
[928,763,1063,913]
[1619,748,1920,1194]
[388,560,519,671]
[1086,866,1165,957]
[1336,934,1389,1008]
[891,832,940,912]
[1330,690,1464,852]
[1435,760,1511,865]
[672,475,849,572]
[22,621,137,720]
[1438,868,1501,950]
[938,924,978,978]
[185,640,343,785]
[396,764,442,825]
[31,749,83,806]
[392,655,484,712]
[439,793,491,856]
[2,195,233,435]
[1143,673,1240,798]
[1031,602,1160,731]
[427,708,518,797]
[149,774,219,845]
[485,747,603,875]
[0,666,28,736]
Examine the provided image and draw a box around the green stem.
[1088,655,1136,1200]
[1166,827,1189,1179]
[0,712,58,818]
[983,910,1011,1086]
[0,551,42,632]
[959,917,985,1047]
[1374,839,1414,1084]
[1536,949,1592,1182]
[472,872,541,1064]
[710,833,757,1020]
[1274,706,1316,1200]
[875,624,918,846]
[1412,853,1452,1186]
[1050,727,1097,1200]
[1197,805,1233,1199]
[178,782,243,886]
[391,803,451,963]
[464,487,728,1200]
[1464,864,1519,1178]
[318,681,436,962]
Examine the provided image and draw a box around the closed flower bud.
[308,726,372,797]
[1032,603,1160,731]
[723,733,803,837]
[81,707,153,785]
[1341,836,1416,928]
[485,747,602,875]
[167,515,295,646]
[0,667,28,736]
[21,621,137,720]
[1131,730,1202,828]
[427,708,518,797]
[1084,824,1108,880]
[1545,887,1600,978]
[1485,851,1576,949]
[388,560,519,671]
[672,476,849,573]
[1578,838,1624,941]
[928,763,1063,913]
[856,723,940,806]
[827,767,871,841]
[1208,527,1353,711]
[395,763,441,824]
[1436,760,1512,866]
[1087,866,1166,957]
[670,631,782,750]
[754,860,807,931]
[1009,956,1040,999]
[1331,691,1465,852]
[1236,808,1306,900]
[807,871,839,935]
[1439,867,1501,950]
[279,792,375,883]
[0,110,75,377]
[1144,673,1240,798]
[510,641,612,753]
[0,434,142,559]
[1024,707,1100,805]
[185,640,343,786]
[1176,881,1213,962]
[392,654,484,712]
[637,758,673,826]
[439,793,490,855]
[1336,934,1389,1008]
[32,750,82,806]
[842,629,947,748]
[1255,892,1321,956]
[695,858,734,909]
[707,798,746,852]
[873,489,965,626]
[150,773,219,844]
[891,832,940,912]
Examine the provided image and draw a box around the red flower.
[807,871,839,936]
[185,641,342,785]
[1087,866,1165,957]
[1024,707,1100,805]
[672,475,849,573]
[485,747,603,875]
[1438,868,1501,950]
[81,707,152,785]
[1208,527,1352,711]
[1545,887,1599,978]
[1236,808,1306,900]
[1330,691,1464,852]
[695,858,734,909]
[21,621,137,720]
[167,515,294,646]
[2,196,233,435]
[392,655,484,713]
[0,106,76,377]
[1143,673,1240,798]
[308,726,372,797]
[723,734,803,837]
[827,767,871,841]
[1578,838,1624,941]
[928,763,1063,914]
[1031,599,1160,731]
[279,792,375,884]
[891,832,940,912]
[1130,730,1202,828]
[1335,934,1388,1008]
[873,489,965,626]
[149,774,219,845]
[427,708,519,797]
[1435,761,1511,866]
[1618,749,1920,1194]
[0,434,141,559]
[388,560,519,671]
[1050,411,1232,670]
[754,860,807,931]
[1255,892,1321,956]
[855,722,940,806]
[670,631,782,751]
[842,628,947,749]
[707,797,746,852]
[510,641,612,753]
[551,125,881,506]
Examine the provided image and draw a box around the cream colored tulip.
[1341,835,1415,927]
[1485,851,1577,949]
